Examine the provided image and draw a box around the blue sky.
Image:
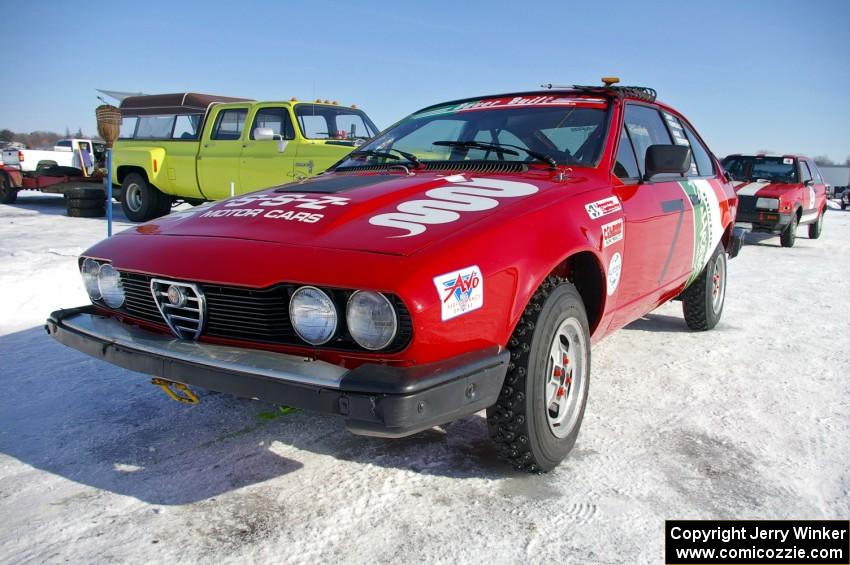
[2,0,849,161]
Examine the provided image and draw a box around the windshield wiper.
[348,148,421,168]
[433,140,557,169]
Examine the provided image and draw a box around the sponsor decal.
[585,196,622,219]
[197,193,350,224]
[369,177,539,237]
[783,158,794,165]
[415,96,607,118]
[433,265,483,321]
[601,218,624,248]
[678,179,723,287]
[606,253,622,296]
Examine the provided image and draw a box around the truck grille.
[116,271,412,352]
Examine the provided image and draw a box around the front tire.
[682,243,727,331]
[808,209,824,239]
[780,213,798,247]
[487,277,591,472]
[120,172,167,222]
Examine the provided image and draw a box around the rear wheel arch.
[116,165,148,187]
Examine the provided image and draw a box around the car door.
[239,105,298,192]
[609,104,696,328]
[197,105,250,199]
[801,159,826,222]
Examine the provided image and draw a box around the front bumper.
[735,210,792,233]
[46,306,508,437]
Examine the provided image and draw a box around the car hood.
[733,180,802,198]
[121,170,560,256]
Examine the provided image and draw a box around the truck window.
[119,117,138,139]
[294,104,378,140]
[172,115,202,140]
[212,109,248,141]
[624,105,673,176]
[56,140,72,148]
[249,108,294,140]
[136,115,176,139]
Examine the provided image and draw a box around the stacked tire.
[65,187,106,218]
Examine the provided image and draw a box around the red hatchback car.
[48,81,741,471]
[722,154,828,247]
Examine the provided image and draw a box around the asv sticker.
[585,196,622,219]
[601,218,624,248]
[606,252,622,296]
[433,265,483,321]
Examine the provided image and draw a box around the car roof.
[725,153,810,160]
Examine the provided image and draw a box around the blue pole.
[106,148,113,237]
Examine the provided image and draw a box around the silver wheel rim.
[125,183,143,212]
[710,254,726,314]
[544,317,587,439]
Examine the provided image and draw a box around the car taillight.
[18,151,24,162]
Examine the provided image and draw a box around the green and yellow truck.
[113,93,379,221]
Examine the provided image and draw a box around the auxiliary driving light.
[346,291,398,351]
[289,286,338,345]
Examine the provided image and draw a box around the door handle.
[295,160,314,173]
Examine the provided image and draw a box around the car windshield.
[334,95,610,169]
[294,104,379,141]
[723,156,799,183]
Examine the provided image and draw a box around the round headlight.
[346,291,398,351]
[81,258,101,300]
[97,264,125,308]
[289,286,338,345]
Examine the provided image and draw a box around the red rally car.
[722,154,828,247]
[47,81,742,472]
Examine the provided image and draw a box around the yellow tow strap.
[151,377,199,404]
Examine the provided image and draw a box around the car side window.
[800,160,813,183]
[212,109,248,141]
[662,112,698,176]
[613,126,640,180]
[250,107,294,140]
[624,105,673,177]
[683,126,715,177]
[809,161,824,184]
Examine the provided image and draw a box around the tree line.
[0,128,103,149]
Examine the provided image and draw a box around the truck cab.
[113,93,379,222]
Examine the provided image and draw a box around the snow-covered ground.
[1,193,848,564]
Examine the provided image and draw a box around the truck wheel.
[682,243,726,331]
[780,213,798,247]
[0,173,16,204]
[66,198,105,210]
[157,193,173,216]
[487,277,590,472]
[121,172,163,222]
[808,210,824,239]
[842,200,847,211]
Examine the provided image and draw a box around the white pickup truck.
[1,138,103,173]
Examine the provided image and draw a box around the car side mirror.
[254,127,274,141]
[643,144,691,181]
[804,179,814,186]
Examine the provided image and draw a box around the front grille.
[738,195,757,215]
[150,279,204,340]
[116,272,412,352]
